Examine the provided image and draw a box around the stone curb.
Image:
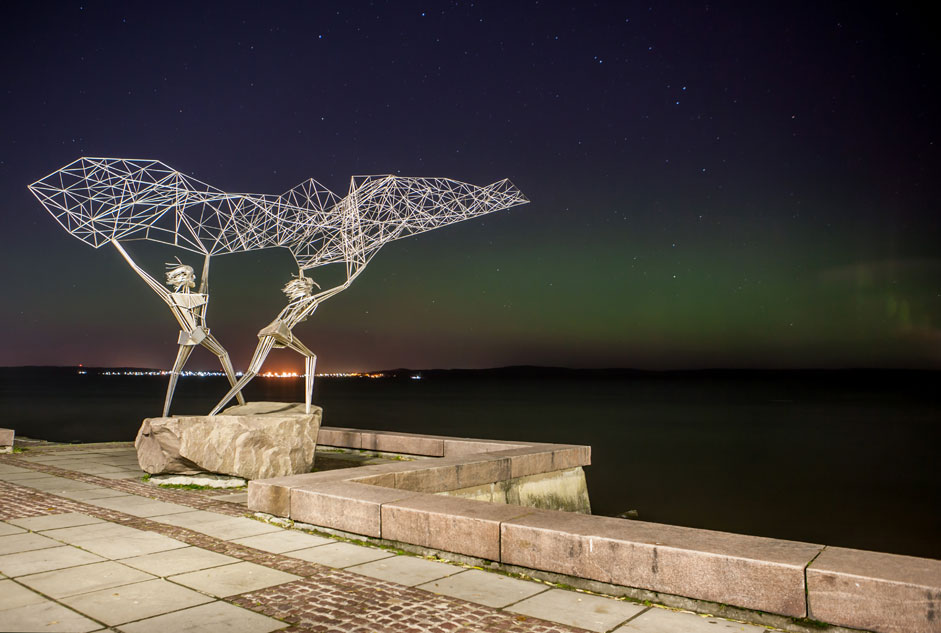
[249,427,941,633]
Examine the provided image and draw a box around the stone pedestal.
[0,427,13,454]
[135,402,321,480]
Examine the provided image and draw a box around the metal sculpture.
[111,242,245,416]
[29,158,529,415]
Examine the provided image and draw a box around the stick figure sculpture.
[30,158,529,417]
[209,274,323,415]
[111,241,245,415]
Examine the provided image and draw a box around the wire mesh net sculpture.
[29,157,530,415]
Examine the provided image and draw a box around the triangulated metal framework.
[29,157,529,414]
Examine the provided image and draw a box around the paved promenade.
[0,443,774,632]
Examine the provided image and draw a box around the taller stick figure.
[112,240,245,415]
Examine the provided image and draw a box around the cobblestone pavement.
[0,445,775,633]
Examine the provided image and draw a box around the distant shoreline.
[2,364,938,383]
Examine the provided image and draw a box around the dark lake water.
[2,367,938,559]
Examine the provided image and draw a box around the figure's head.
[282,274,318,300]
[165,262,196,291]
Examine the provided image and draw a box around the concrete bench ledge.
[808,546,941,633]
[501,508,820,617]
[249,427,941,633]
[292,480,422,538]
[248,429,589,522]
[384,493,536,561]
[316,426,529,457]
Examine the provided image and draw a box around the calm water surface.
[2,368,938,559]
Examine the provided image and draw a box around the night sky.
[1,2,938,373]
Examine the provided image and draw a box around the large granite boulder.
[135,402,321,480]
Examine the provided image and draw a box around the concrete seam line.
[616,605,652,628]
[379,498,384,538]
[498,514,503,563]
[803,545,827,619]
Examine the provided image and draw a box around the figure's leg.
[201,334,246,406]
[304,354,316,415]
[209,336,276,415]
[164,345,195,416]
[284,337,317,414]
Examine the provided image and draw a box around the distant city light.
[87,369,386,379]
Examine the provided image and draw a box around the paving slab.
[18,560,156,599]
[230,529,333,553]
[96,470,147,480]
[149,510,228,527]
[72,531,189,559]
[9,512,105,531]
[0,471,53,481]
[507,588,646,632]
[416,568,548,608]
[0,464,30,474]
[153,512,282,540]
[30,463,95,471]
[186,517,283,541]
[62,577,214,626]
[347,555,464,586]
[16,455,77,462]
[69,464,133,474]
[285,541,395,568]
[20,477,103,492]
[0,522,27,537]
[99,460,143,468]
[0,578,47,610]
[40,461,108,471]
[0,532,63,556]
[85,496,193,517]
[0,599,104,632]
[121,546,241,577]
[117,600,286,633]
[56,487,134,501]
[614,606,768,632]
[168,560,300,597]
[43,522,147,544]
[30,450,110,456]
[212,492,249,504]
[0,545,106,577]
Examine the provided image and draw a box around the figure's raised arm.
[111,239,172,302]
[198,253,211,295]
